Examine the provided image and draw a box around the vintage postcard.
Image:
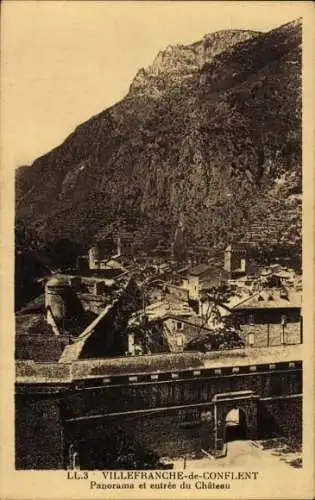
[0,1,314,499]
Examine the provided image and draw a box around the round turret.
[45,277,68,323]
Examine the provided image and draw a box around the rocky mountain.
[130,30,259,97]
[16,19,302,258]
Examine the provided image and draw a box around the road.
[171,440,301,470]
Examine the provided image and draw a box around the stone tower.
[224,243,247,279]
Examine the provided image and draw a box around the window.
[177,321,183,330]
[248,332,255,346]
[176,335,183,347]
[248,313,255,325]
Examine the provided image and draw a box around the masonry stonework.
[15,395,64,469]
[15,359,302,468]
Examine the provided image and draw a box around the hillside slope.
[16,19,302,257]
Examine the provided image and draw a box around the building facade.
[230,290,302,348]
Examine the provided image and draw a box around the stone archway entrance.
[212,390,259,453]
[225,407,247,442]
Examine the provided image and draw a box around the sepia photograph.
[1,1,314,498]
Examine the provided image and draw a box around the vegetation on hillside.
[16,20,301,263]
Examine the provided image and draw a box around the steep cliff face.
[16,20,301,254]
[130,30,259,97]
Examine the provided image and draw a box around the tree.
[185,326,244,353]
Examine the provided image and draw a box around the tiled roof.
[166,314,213,331]
[59,303,113,362]
[189,264,212,276]
[17,295,45,314]
[142,301,194,321]
[15,314,54,336]
[199,276,222,290]
[231,290,301,310]
[225,243,247,252]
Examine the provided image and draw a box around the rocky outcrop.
[130,30,259,97]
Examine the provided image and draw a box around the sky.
[1,1,305,171]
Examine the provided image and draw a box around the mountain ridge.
[129,29,260,97]
[16,19,302,259]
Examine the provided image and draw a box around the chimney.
[117,235,121,257]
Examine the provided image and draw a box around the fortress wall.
[258,395,302,440]
[62,368,302,421]
[15,364,302,468]
[15,395,64,469]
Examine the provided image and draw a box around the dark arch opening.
[225,407,247,442]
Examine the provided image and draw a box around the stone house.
[160,314,216,353]
[228,289,302,348]
[182,264,221,301]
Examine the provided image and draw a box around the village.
[15,233,303,470]
[15,233,302,364]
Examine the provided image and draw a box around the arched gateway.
[212,390,259,452]
[225,407,247,442]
